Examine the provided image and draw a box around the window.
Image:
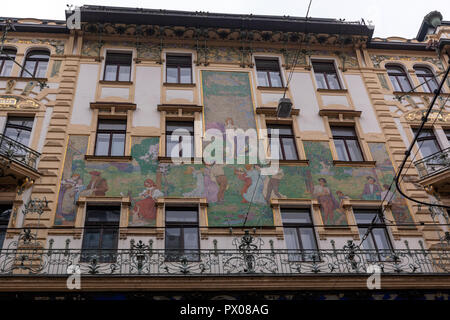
[414,66,439,93]
[166,121,194,158]
[165,207,199,261]
[445,129,450,143]
[103,52,132,82]
[0,204,12,249]
[331,126,364,161]
[267,124,298,160]
[94,119,126,157]
[21,50,49,78]
[312,61,341,90]
[255,58,283,87]
[166,54,192,84]
[413,128,441,158]
[0,48,16,77]
[2,117,34,146]
[354,209,392,261]
[281,209,318,261]
[81,206,120,263]
[386,65,412,92]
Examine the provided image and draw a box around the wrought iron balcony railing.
[414,147,450,180]
[0,241,448,276]
[0,133,40,172]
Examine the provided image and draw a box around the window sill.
[256,107,299,117]
[333,160,376,167]
[158,156,202,164]
[0,76,48,82]
[84,155,133,162]
[257,86,288,92]
[163,82,196,88]
[317,88,348,94]
[99,80,133,85]
[272,159,309,166]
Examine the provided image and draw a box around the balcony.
[414,147,450,194]
[0,133,41,185]
[0,239,448,276]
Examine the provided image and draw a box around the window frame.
[21,50,50,78]
[386,65,412,93]
[267,123,299,161]
[331,126,364,162]
[312,60,342,90]
[81,205,121,263]
[2,116,34,147]
[94,119,127,157]
[165,120,195,158]
[281,208,318,262]
[165,54,193,84]
[0,48,16,77]
[0,204,12,249]
[164,207,200,262]
[413,127,442,158]
[414,65,439,93]
[103,51,133,82]
[354,209,393,261]
[255,57,284,88]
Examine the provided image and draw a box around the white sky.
[1,0,449,39]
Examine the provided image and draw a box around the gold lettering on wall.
[0,95,40,109]
[405,109,450,123]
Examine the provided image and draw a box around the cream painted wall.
[37,107,53,153]
[133,66,161,128]
[345,74,382,134]
[70,64,99,125]
[290,72,326,132]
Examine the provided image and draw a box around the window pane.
[281,137,298,160]
[95,133,110,156]
[35,61,48,78]
[0,60,14,77]
[331,127,356,137]
[167,139,180,158]
[372,228,391,251]
[166,209,198,223]
[312,62,335,73]
[101,229,118,249]
[358,228,376,250]
[118,65,131,81]
[334,139,349,161]
[268,125,293,136]
[181,135,193,157]
[420,139,441,157]
[82,229,101,249]
[426,76,438,93]
[284,227,301,250]
[389,76,401,91]
[326,73,340,89]
[269,138,282,160]
[257,71,270,87]
[166,122,194,133]
[165,227,182,249]
[104,65,117,81]
[398,76,412,91]
[269,71,282,87]
[22,60,36,77]
[346,139,364,161]
[166,66,178,83]
[7,118,34,129]
[85,206,120,222]
[111,134,125,156]
[4,127,31,146]
[98,121,126,131]
[180,67,191,83]
[299,228,317,250]
[183,227,199,250]
[314,73,327,89]
[281,210,311,224]
[354,212,378,224]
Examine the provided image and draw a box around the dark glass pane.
[6,118,34,129]
[183,227,199,250]
[299,228,317,250]
[85,207,120,223]
[398,76,412,92]
[98,120,126,131]
[4,127,31,146]
[27,51,49,60]
[165,227,182,249]
[281,210,311,224]
[312,62,336,73]
[82,229,101,249]
[281,137,298,160]
[101,229,118,249]
[372,228,391,250]
[326,73,341,89]
[284,227,301,250]
[389,75,402,91]
[354,212,378,224]
[166,209,198,223]
[387,66,405,75]
[95,133,110,156]
[166,55,191,67]
[106,53,132,65]
[255,59,280,71]
[111,134,125,156]
[420,140,441,157]
[331,127,356,137]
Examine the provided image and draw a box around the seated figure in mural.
[313,178,340,225]
[57,173,84,215]
[85,171,108,196]
[234,165,253,203]
[132,179,164,222]
[362,176,382,200]
[263,168,287,202]
[183,167,205,198]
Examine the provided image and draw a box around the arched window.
[0,48,16,77]
[386,65,412,92]
[414,66,439,93]
[21,50,49,78]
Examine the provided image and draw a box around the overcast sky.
[2,0,449,39]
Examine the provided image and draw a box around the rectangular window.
[1,117,34,156]
[255,58,283,88]
[281,209,318,261]
[165,207,199,261]
[354,209,392,261]
[0,49,16,77]
[312,61,342,90]
[166,121,194,158]
[445,129,450,143]
[331,126,364,161]
[267,124,298,161]
[413,128,441,158]
[166,54,192,84]
[94,119,127,157]
[0,204,12,249]
[103,52,132,82]
[81,206,120,263]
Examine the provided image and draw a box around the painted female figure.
[313,178,339,225]
[203,166,219,203]
[132,179,163,223]
[244,165,266,205]
[183,167,205,198]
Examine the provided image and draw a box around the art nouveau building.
[0,6,449,300]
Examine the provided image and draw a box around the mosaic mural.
[55,136,413,227]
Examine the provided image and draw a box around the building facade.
[0,6,449,300]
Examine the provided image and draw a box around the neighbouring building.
[0,5,449,300]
